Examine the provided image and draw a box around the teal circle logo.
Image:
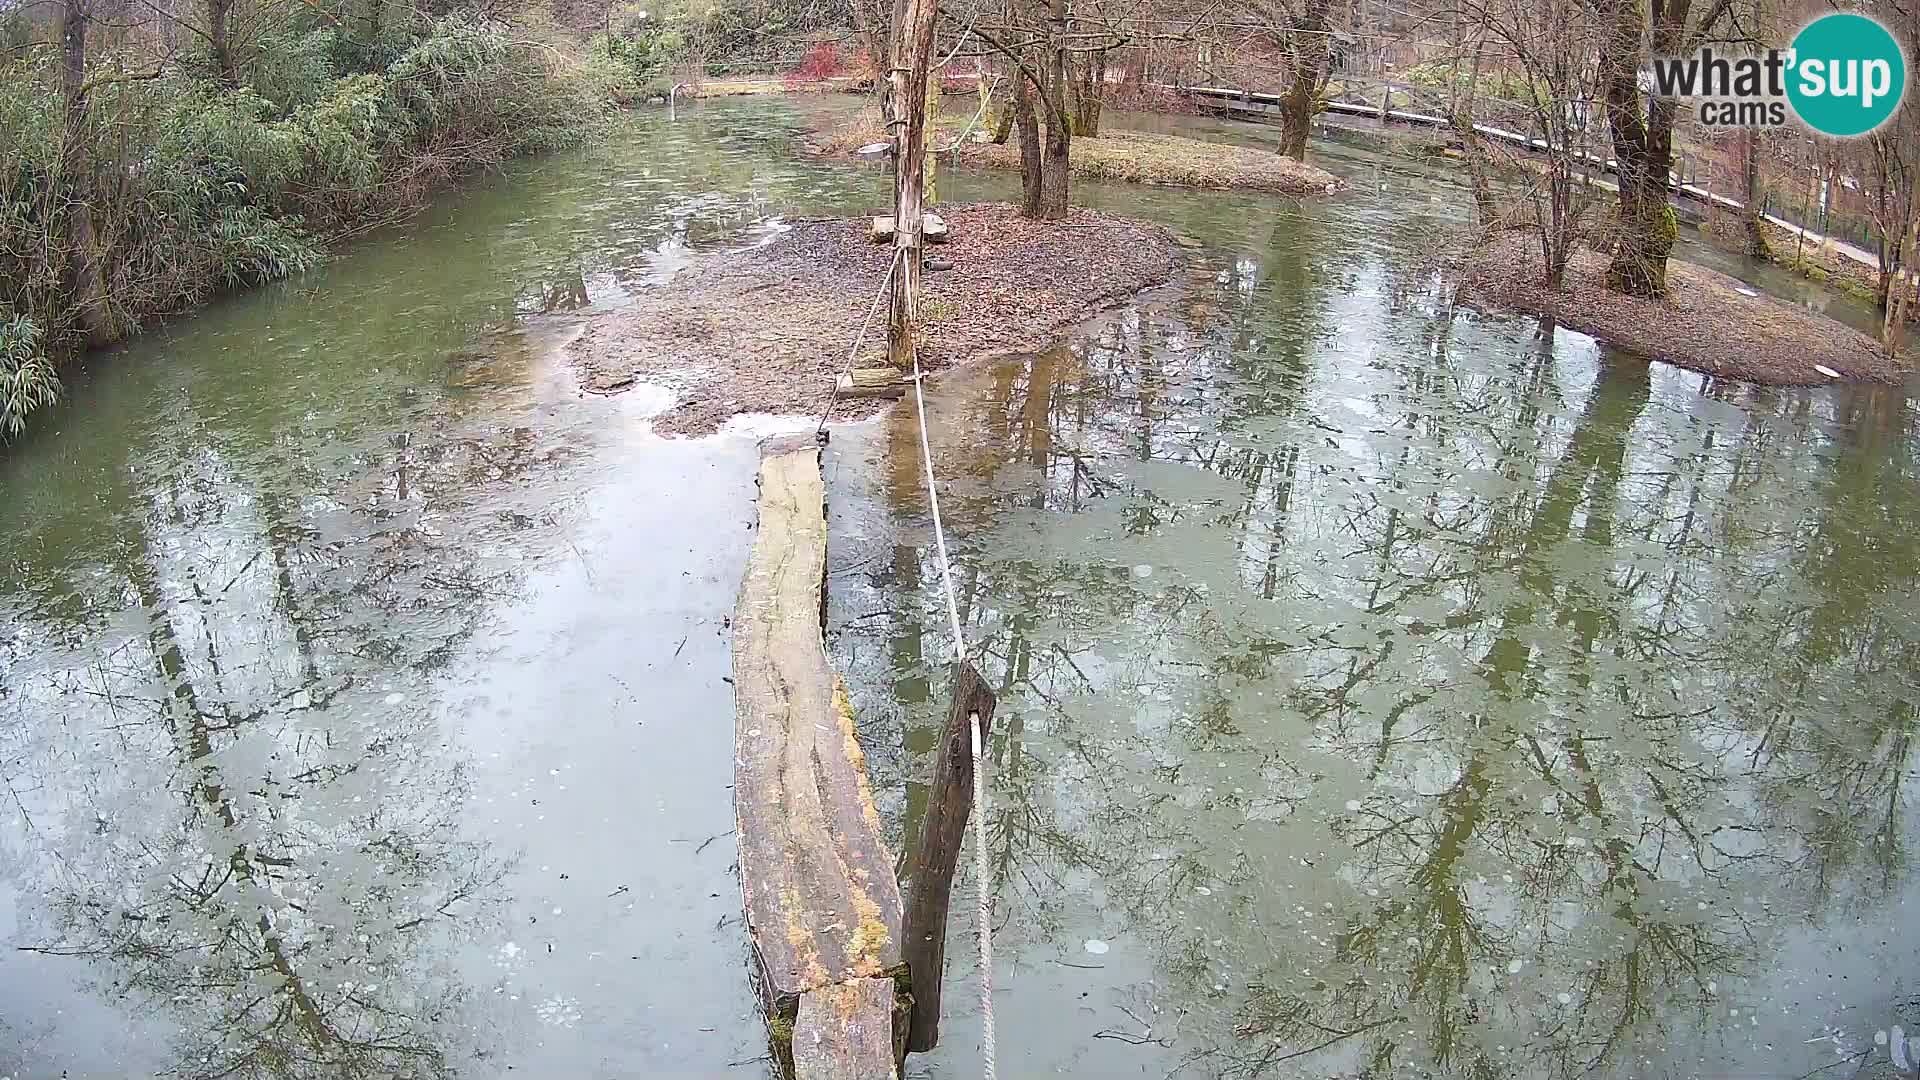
[1787,13,1907,137]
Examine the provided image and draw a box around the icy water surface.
[0,100,895,1079]
[0,92,1912,1080]
[828,129,1920,1079]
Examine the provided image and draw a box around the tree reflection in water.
[853,238,1919,1079]
[3,418,578,1078]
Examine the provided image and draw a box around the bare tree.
[1454,0,1608,288]
[1596,0,1738,297]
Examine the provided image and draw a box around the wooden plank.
[836,368,907,400]
[733,434,906,1068]
[848,366,904,388]
[901,662,997,1052]
[792,978,902,1080]
[869,214,949,243]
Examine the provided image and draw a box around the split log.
[793,978,902,1080]
[836,367,907,399]
[733,434,906,1076]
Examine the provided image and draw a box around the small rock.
[587,372,637,394]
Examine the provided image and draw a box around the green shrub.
[0,14,612,438]
[248,28,348,112]
[291,72,415,193]
[0,313,58,439]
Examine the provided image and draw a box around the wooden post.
[900,661,998,1053]
[886,0,937,370]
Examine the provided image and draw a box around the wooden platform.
[733,433,906,1079]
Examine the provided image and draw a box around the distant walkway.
[1171,83,1888,277]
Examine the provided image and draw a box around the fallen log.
[733,433,907,1078]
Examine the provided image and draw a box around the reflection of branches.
[863,220,1920,1080]
[1,422,573,1078]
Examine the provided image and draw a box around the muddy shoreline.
[1457,231,1907,385]
[565,203,1183,435]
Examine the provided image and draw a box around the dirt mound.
[1457,231,1907,385]
[567,203,1182,434]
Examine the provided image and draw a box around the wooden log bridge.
[733,433,907,1078]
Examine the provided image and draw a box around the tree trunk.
[1014,70,1042,217]
[1452,42,1496,228]
[1740,128,1769,259]
[989,94,1014,144]
[884,0,936,369]
[1072,49,1105,137]
[1886,209,1919,357]
[1600,0,1693,297]
[900,663,996,1053]
[1276,0,1332,161]
[60,0,112,348]
[208,0,237,85]
[1038,36,1071,220]
[851,0,890,100]
[1599,0,1676,297]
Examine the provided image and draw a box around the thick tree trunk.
[1037,38,1071,220]
[1600,0,1703,297]
[1014,70,1042,216]
[1599,7,1676,297]
[60,0,112,347]
[208,0,237,85]
[1039,118,1069,218]
[1277,0,1331,161]
[884,0,936,369]
[1740,129,1769,258]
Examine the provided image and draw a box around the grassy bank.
[811,112,1344,195]
[0,12,627,437]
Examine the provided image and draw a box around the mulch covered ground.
[1457,231,1907,385]
[567,203,1181,434]
[810,115,1344,196]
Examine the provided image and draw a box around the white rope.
[936,74,1004,154]
[817,249,906,435]
[905,345,966,658]
[971,706,994,1080]
[904,335,995,1080]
